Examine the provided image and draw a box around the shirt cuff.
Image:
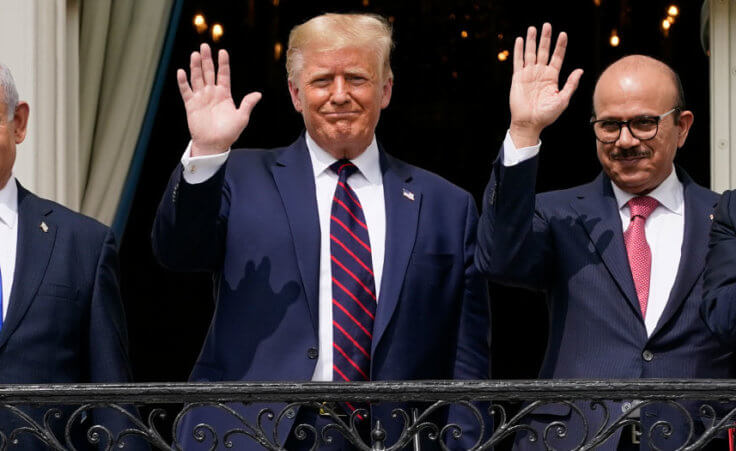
[502,130,541,167]
[180,141,230,184]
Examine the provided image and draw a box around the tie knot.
[628,196,659,220]
[330,159,358,180]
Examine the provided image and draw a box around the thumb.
[238,92,263,123]
[558,68,583,105]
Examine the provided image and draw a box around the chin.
[611,172,644,191]
[618,181,653,195]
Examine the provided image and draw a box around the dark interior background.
[118,0,709,387]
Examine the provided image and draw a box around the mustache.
[609,148,652,160]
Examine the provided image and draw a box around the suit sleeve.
[446,192,492,450]
[152,163,230,272]
[475,147,552,291]
[88,229,131,382]
[87,229,151,449]
[701,190,736,347]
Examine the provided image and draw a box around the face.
[593,67,693,195]
[0,97,28,190]
[288,46,392,159]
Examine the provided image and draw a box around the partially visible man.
[153,13,490,451]
[475,23,734,450]
[0,63,136,449]
[702,191,736,345]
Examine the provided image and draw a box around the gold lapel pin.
[40,221,48,233]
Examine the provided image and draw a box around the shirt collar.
[305,132,382,185]
[0,174,18,229]
[611,166,684,216]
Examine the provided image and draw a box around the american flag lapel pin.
[40,221,48,233]
[402,188,415,201]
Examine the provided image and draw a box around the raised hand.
[508,23,583,148]
[177,43,262,156]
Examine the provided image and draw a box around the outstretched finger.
[176,69,193,103]
[513,36,524,73]
[524,26,537,66]
[201,43,216,86]
[549,31,569,72]
[537,23,552,66]
[558,68,583,106]
[217,49,231,90]
[190,51,204,90]
[238,92,263,123]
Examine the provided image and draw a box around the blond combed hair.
[286,13,394,83]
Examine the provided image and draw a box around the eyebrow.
[306,70,333,79]
[595,112,660,121]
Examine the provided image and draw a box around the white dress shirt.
[611,170,683,336]
[0,175,18,321]
[180,134,386,381]
[502,130,684,336]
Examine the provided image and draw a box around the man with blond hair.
[154,13,490,450]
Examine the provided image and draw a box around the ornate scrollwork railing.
[0,380,734,450]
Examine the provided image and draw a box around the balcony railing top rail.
[0,379,734,403]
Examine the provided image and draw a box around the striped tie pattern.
[330,159,375,399]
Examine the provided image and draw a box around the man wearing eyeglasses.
[476,23,733,450]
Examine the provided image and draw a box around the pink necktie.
[623,196,659,318]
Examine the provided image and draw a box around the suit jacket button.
[307,347,318,359]
[642,350,654,362]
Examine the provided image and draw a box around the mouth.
[322,111,360,120]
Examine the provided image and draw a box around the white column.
[0,0,80,209]
[710,0,736,192]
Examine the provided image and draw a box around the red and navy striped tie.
[330,159,375,398]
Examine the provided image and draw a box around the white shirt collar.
[0,175,18,229]
[305,132,382,185]
[611,166,684,216]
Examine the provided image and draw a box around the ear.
[288,80,302,112]
[675,109,693,148]
[380,77,393,110]
[13,101,29,144]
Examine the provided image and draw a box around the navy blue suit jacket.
[0,183,134,449]
[153,135,490,450]
[476,152,734,450]
[702,190,736,347]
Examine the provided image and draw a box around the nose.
[616,123,640,147]
[330,77,350,105]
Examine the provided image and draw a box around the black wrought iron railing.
[0,380,734,450]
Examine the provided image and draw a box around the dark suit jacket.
[0,183,134,449]
[152,135,490,450]
[476,152,734,450]
[702,190,736,347]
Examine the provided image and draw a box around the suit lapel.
[570,174,643,322]
[0,184,56,349]
[372,151,420,355]
[271,137,321,335]
[651,170,715,337]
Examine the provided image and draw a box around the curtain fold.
[112,0,184,240]
[79,0,174,225]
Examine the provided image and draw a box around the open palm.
[509,24,583,141]
[177,43,262,156]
